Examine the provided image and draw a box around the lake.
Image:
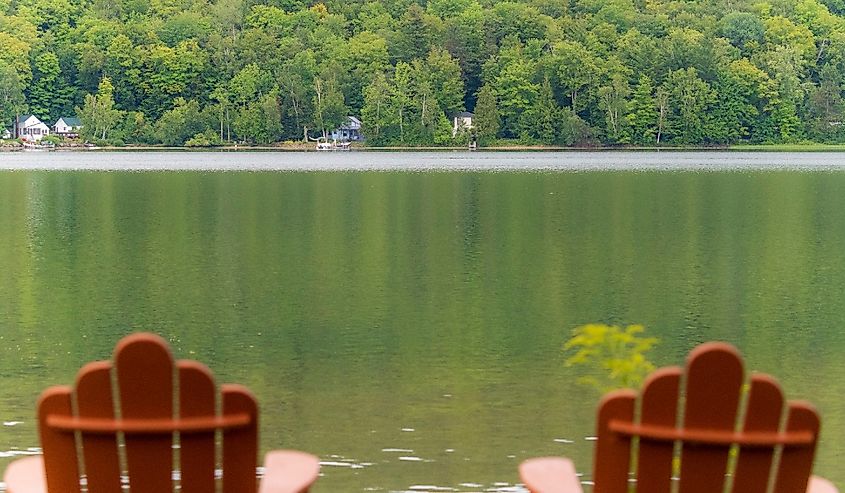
[1,151,843,492]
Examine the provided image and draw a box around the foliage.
[3,0,845,146]
[473,85,500,144]
[564,324,659,392]
[76,77,123,142]
[185,129,223,147]
[40,133,62,145]
[0,62,26,129]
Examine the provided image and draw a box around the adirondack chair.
[3,332,320,493]
[520,342,839,493]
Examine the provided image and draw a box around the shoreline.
[6,142,845,152]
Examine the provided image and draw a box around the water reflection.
[0,165,843,491]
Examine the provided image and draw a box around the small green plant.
[564,323,659,392]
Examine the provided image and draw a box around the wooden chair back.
[37,333,260,493]
[594,342,821,493]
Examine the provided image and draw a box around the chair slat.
[636,366,681,493]
[76,361,122,493]
[593,390,636,493]
[179,360,217,493]
[772,402,820,493]
[678,343,743,493]
[39,386,82,493]
[115,333,175,493]
[731,374,784,493]
[222,384,259,493]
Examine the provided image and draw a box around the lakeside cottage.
[330,116,363,142]
[452,112,473,137]
[53,117,82,138]
[15,115,50,141]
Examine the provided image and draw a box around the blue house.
[330,116,363,142]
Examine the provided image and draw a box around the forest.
[2,0,845,146]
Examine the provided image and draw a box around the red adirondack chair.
[520,342,839,493]
[3,332,320,493]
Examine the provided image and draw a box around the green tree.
[233,92,282,144]
[392,4,431,62]
[391,61,414,142]
[719,12,764,54]
[209,85,233,142]
[627,75,657,145]
[442,4,487,107]
[413,47,465,118]
[0,33,32,86]
[492,55,538,138]
[138,41,208,119]
[28,52,71,122]
[662,68,714,144]
[598,72,631,144]
[707,60,772,144]
[0,63,26,131]
[312,74,347,140]
[104,35,140,109]
[153,97,206,146]
[758,47,805,142]
[77,77,124,142]
[473,84,500,144]
[553,40,601,113]
[519,78,558,144]
[361,72,396,145]
[807,64,845,141]
[333,31,389,112]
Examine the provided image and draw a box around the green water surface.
[1,170,843,491]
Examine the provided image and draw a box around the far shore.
[6,141,845,152]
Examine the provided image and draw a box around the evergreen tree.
[473,84,500,144]
[520,78,558,144]
[806,64,845,142]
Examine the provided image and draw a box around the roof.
[18,115,48,128]
[336,116,362,130]
[56,117,82,127]
[454,111,474,118]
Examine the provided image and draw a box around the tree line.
[2,0,845,147]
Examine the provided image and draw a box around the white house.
[452,111,473,137]
[53,117,82,138]
[1,128,11,140]
[16,115,50,141]
[330,116,363,142]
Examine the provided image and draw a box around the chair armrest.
[258,450,321,493]
[519,457,584,493]
[3,456,47,493]
[808,476,839,493]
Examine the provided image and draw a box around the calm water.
[1,152,844,491]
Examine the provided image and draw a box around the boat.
[315,140,351,151]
